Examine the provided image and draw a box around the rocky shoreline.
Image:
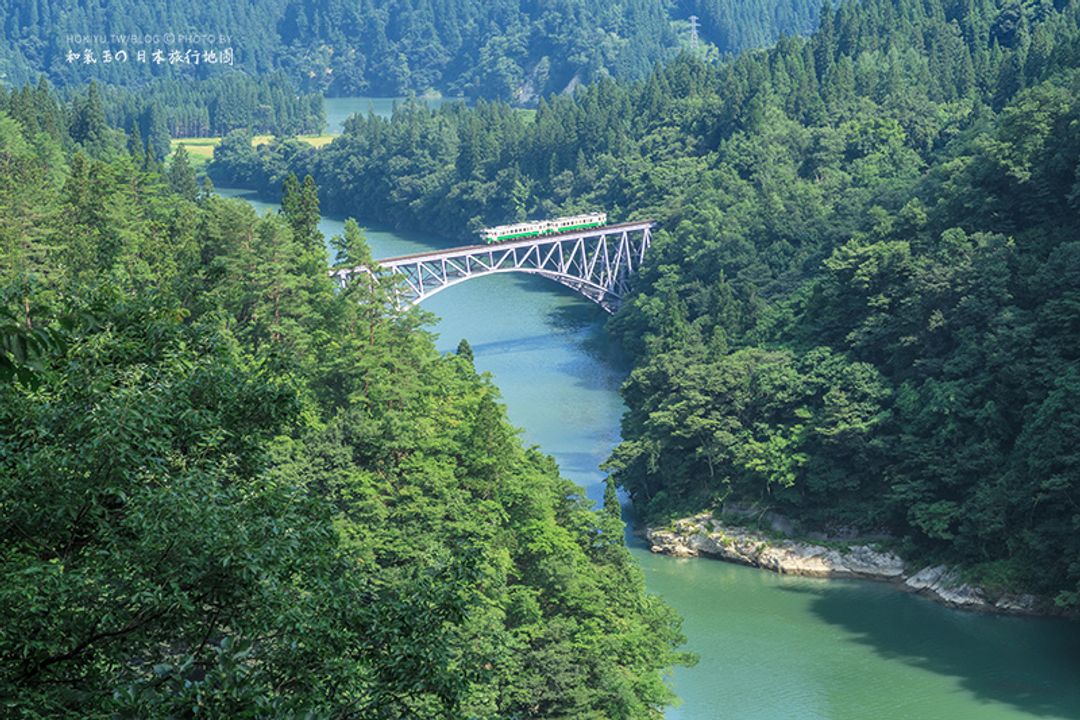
[646,512,1048,616]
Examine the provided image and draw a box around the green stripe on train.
[486,221,604,243]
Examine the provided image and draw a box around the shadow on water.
[543,297,598,331]
[468,333,565,357]
[546,450,611,477]
[779,582,1080,718]
[496,273,594,311]
[553,358,618,394]
[547,303,632,367]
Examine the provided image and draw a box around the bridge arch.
[401,267,621,310]
[334,221,654,314]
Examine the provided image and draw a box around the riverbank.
[645,511,1059,616]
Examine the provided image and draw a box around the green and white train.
[479,212,607,244]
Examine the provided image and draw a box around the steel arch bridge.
[333,220,655,313]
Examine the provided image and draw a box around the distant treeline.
[94,73,325,138]
[209,0,1080,607]
[3,73,324,151]
[0,0,822,99]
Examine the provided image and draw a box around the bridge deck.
[371,219,656,266]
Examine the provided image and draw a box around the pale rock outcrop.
[904,565,989,608]
[994,593,1039,613]
[647,513,904,580]
[646,511,1052,616]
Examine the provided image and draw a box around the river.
[218,109,1080,717]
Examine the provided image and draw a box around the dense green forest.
[1,77,322,159]
[4,75,323,151]
[94,73,326,138]
[1,0,820,99]
[5,74,324,151]
[210,0,1080,606]
[0,87,689,715]
[678,0,821,54]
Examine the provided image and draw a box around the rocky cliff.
[646,512,1043,615]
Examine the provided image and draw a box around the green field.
[170,133,339,169]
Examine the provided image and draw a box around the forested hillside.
[0,89,688,715]
[1,77,322,159]
[5,75,324,148]
[94,73,325,138]
[678,0,822,54]
[1,0,820,99]
[210,0,1080,606]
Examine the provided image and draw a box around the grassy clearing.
[170,133,339,169]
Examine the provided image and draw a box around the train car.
[479,212,607,244]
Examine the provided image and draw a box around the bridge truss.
[334,220,655,313]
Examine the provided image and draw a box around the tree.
[280,172,322,251]
[604,476,622,519]
[127,121,145,162]
[456,338,475,363]
[168,145,199,200]
[297,175,322,249]
[142,102,172,160]
[330,218,372,270]
[69,81,110,156]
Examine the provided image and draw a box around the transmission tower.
[688,15,700,49]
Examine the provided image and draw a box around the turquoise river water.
[219,101,1080,718]
[324,95,455,133]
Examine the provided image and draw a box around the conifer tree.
[143,102,171,160]
[167,146,198,200]
[330,217,372,268]
[127,122,145,161]
[282,173,322,251]
[69,81,110,156]
[456,338,475,363]
[604,476,622,519]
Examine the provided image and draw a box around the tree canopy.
[0,90,690,716]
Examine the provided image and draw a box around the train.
[479,212,607,244]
